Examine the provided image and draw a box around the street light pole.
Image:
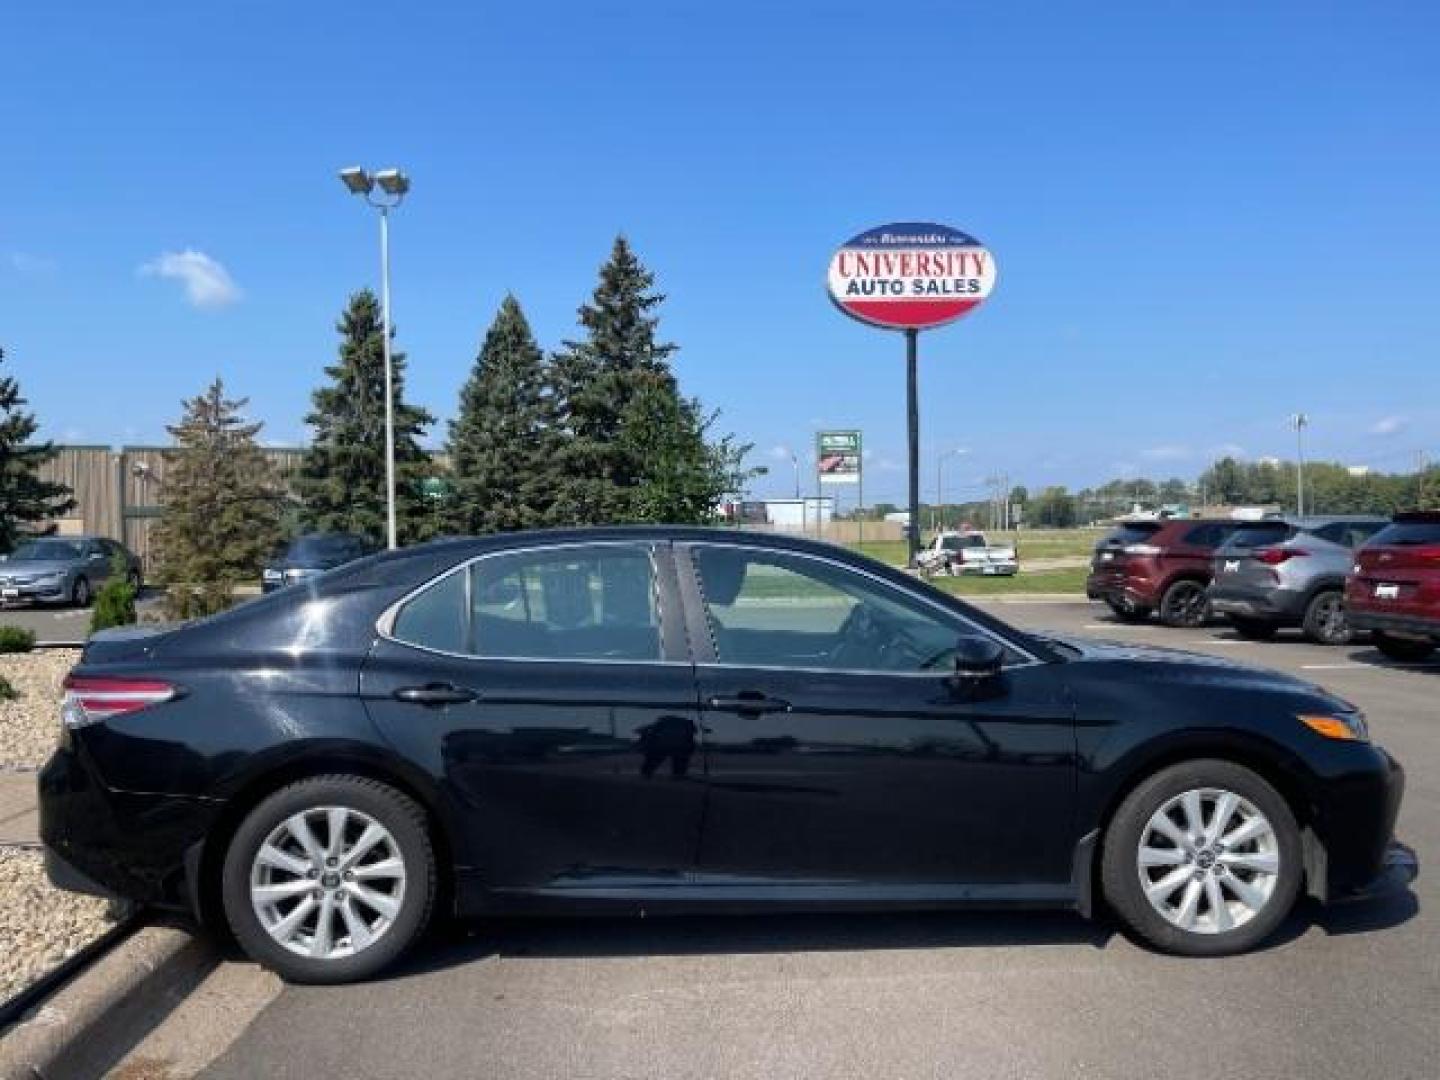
[790,450,801,500]
[339,166,410,551]
[936,448,967,533]
[1291,412,1309,516]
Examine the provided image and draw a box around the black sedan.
[261,532,376,593]
[40,528,1415,983]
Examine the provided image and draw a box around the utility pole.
[1291,413,1309,516]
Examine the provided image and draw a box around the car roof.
[414,525,865,559]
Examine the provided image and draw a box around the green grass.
[926,566,1089,595]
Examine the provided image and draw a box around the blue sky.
[2,1,1437,505]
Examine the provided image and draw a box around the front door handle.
[707,693,792,716]
[393,683,478,706]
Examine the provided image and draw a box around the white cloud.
[139,249,242,309]
[1141,444,1191,462]
[769,445,794,461]
[1369,415,1408,437]
[6,251,57,277]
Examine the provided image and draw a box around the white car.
[917,531,1019,576]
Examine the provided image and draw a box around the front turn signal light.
[1299,713,1368,742]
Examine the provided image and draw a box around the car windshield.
[280,535,365,561]
[8,539,84,561]
[1369,521,1440,546]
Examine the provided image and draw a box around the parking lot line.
[1300,662,1440,672]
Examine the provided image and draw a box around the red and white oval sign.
[827,222,996,331]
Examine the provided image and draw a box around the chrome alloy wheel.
[249,806,407,960]
[1137,787,1279,934]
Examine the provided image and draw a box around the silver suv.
[1207,515,1387,644]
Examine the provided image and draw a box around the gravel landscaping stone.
[0,849,113,1003]
[0,649,80,770]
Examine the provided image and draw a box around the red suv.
[1087,519,1237,627]
[1345,511,1440,662]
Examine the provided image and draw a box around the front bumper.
[0,580,70,604]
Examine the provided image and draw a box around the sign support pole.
[905,327,921,568]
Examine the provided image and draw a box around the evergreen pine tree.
[151,379,283,618]
[0,346,75,551]
[297,290,436,544]
[552,236,753,523]
[446,296,563,533]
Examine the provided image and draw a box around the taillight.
[1255,547,1308,565]
[61,675,176,729]
[1415,545,1440,565]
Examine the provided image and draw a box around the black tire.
[1158,579,1210,629]
[1301,590,1350,646]
[1228,616,1277,641]
[1101,759,1302,957]
[1106,599,1152,624]
[71,576,91,608]
[1373,632,1437,663]
[221,775,436,984]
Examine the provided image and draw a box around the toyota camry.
[40,528,1416,983]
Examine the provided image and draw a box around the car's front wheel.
[221,775,436,984]
[71,576,91,608]
[1101,759,1301,956]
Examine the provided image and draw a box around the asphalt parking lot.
[0,589,165,643]
[189,598,1438,1080]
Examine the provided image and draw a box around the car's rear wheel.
[221,775,435,984]
[1373,633,1436,663]
[1106,599,1151,623]
[1228,616,1277,641]
[1158,580,1210,628]
[1101,759,1301,956]
[1301,590,1350,646]
[71,576,91,608]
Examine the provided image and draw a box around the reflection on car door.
[680,543,1077,896]
[362,542,705,906]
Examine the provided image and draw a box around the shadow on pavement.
[396,908,1114,978]
[1343,645,1440,674]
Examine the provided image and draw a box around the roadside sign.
[816,430,862,485]
[826,222,996,331]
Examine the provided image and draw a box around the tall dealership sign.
[826,223,997,564]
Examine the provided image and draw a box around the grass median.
[926,566,1089,596]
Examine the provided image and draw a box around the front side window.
[692,546,1017,673]
[390,545,662,661]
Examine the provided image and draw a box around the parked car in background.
[1208,516,1388,645]
[0,535,141,608]
[262,533,377,593]
[41,527,1414,983]
[1087,519,1237,627]
[1345,511,1440,661]
[917,530,1019,576]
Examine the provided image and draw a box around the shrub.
[90,552,138,633]
[164,580,236,621]
[0,674,15,701]
[0,625,35,653]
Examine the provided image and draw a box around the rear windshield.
[1220,523,1295,551]
[1101,523,1162,547]
[941,535,987,551]
[1369,521,1440,547]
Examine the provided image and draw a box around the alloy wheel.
[1136,787,1279,934]
[1163,582,1208,627]
[1312,593,1349,644]
[249,805,408,961]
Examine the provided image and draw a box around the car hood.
[0,559,75,576]
[1031,630,1324,688]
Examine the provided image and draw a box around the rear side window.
[1181,523,1234,548]
[390,545,662,661]
[1313,521,1386,548]
[1369,521,1440,546]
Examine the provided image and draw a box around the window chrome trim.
[375,540,685,667]
[683,540,1043,672]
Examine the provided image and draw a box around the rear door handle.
[393,683,478,706]
[707,693,792,715]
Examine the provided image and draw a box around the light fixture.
[339,167,374,195]
[373,169,410,197]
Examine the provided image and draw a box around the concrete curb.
[0,926,217,1079]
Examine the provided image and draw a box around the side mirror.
[949,635,1005,696]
